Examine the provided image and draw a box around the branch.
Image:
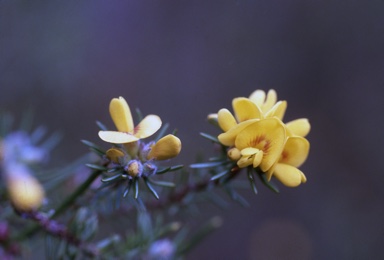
[147,167,241,210]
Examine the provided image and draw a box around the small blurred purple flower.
[2,131,47,165]
[147,239,175,260]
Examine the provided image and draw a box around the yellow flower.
[99,97,162,144]
[230,118,286,172]
[211,89,310,189]
[147,134,182,161]
[266,136,310,187]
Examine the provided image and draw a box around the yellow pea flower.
[99,97,162,144]
[231,117,286,172]
[266,136,310,187]
[209,89,310,189]
[147,134,182,161]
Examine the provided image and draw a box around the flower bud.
[5,164,45,211]
[147,135,181,161]
[207,113,219,127]
[125,160,143,177]
[227,147,241,161]
[106,147,125,163]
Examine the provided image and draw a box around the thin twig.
[143,167,241,210]
[21,211,99,257]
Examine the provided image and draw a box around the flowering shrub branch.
[0,89,310,258]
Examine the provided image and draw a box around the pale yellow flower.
[99,97,162,144]
[266,136,310,187]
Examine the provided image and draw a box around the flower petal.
[249,90,266,107]
[217,109,237,132]
[252,150,263,168]
[133,115,162,139]
[237,156,253,168]
[265,101,287,120]
[241,147,259,156]
[109,97,134,133]
[218,119,259,146]
[273,163,305,187]
[147,134,181,160]
[106,148,125,163]
[232,97,262,122]
[227,147,241,161]
[123,142,139,157]
[280,136,309,167]
[285,118,310,137]
[262,89,277,112]
[98,131,139,144]
[235,118,286,172]
[300,171,307,183]
[265,163,276,181]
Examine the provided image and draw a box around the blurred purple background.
[1,1,384,259]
